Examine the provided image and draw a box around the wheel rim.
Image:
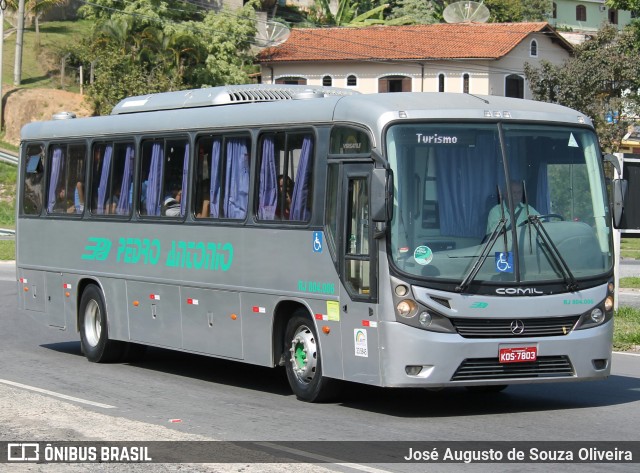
[289,324,317,385]
[83,299,102,347]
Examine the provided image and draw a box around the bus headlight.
[604,295,614,312]
[575,300,613,330]
[396,299,417,318]
[590,308,604,324]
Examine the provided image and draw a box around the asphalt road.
[0,263,639,472]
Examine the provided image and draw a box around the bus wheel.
[284,312,339,402]
[79,285,124,363]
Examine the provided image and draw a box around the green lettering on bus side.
[297,280,335,295]
[166,240,234,272]
[82,237,112,261]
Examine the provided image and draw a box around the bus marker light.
[63,283,72,289]
[187,298,199,305]
[65,292,70,298]
[133,301,139,307]
[23,287,29,292]
[19,278,27,283]
[315,313,328,320]
[395,285,408,296]
[362,320,378,328]
[169,419,182,423]
[231,314,237,320]
[322,326,330,334]
[150,294,160,300]
[252,306,266,313]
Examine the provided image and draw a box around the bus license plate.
[499,346,537,363]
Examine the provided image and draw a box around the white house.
[257,22,574,99]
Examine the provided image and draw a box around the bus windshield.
[387,122,613,286]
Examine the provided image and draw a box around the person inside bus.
[276,174,294,220]
[486,180,539,235]
[53,185,74,213]
[163,188,182,217]
[105,187,121,214]
[69,180,85,214]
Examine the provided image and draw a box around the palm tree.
[7,0,69,45]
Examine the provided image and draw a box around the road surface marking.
[613,351,640,357]
[254,442,392,473]
[0,379,116,409]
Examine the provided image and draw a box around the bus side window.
[91,142,134,216]
[256,131,313,223]
[47,143,86,215]
[195,135,250,220]
[22,144,45,215]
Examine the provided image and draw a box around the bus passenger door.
[338,163,380,385]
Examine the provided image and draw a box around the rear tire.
[79,285,125,363]
[284,312,340,402]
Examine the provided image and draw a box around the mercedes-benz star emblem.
[510,320,525,335]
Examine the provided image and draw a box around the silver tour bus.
[16,85,616,402]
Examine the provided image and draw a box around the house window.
[438,73,445,92]
[505,74,524,99]
[553,2,557,19]
[462,74,470,94]
[275,77,307,85]
[322,75,332,87]
[609,9,618,24]
[576,5,586,22]
[378,75,411,93]
[530,39,538,57]
[347,75,357,87]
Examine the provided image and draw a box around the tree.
[525,24,640,151]
[484,0,523,22]
[6,0,68,45]
[73,1,259,114]
[606,0,640,11]
[307,0,390,26]
[387,0,437,25]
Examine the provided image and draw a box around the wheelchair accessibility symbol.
[495,252,513,273]
[313,231,323,253]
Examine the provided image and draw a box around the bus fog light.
[418,311,432,327]
[590,308,604,324]
[396,300,417,318]
[604,296,614,312]
[405,365,423,376]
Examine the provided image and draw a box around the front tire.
[79,285,125,363]
[284,312,339,402]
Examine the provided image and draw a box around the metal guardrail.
[0,150,18,166]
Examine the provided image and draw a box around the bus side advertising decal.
[81,237,233,272]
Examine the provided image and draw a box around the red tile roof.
[258,22,570,63]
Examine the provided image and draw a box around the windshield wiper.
[521,215,579,292]
[456,187,507,293]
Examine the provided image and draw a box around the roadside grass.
[620,237,640,260]
[0,240,14,260]
[2,19,93,91]
[614,306,640,351]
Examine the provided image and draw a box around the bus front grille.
[451,356,575,381]
[450,316,580,338]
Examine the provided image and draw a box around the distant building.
[257,22,573,99]
[549,0,636,32]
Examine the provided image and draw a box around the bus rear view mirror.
[612,178,627,228]
[372,167,393,222]
[603,153,621,176]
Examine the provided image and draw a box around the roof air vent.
[293,90,326,100]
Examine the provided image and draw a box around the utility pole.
[14,0,26,85]
[0,1,6,131]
